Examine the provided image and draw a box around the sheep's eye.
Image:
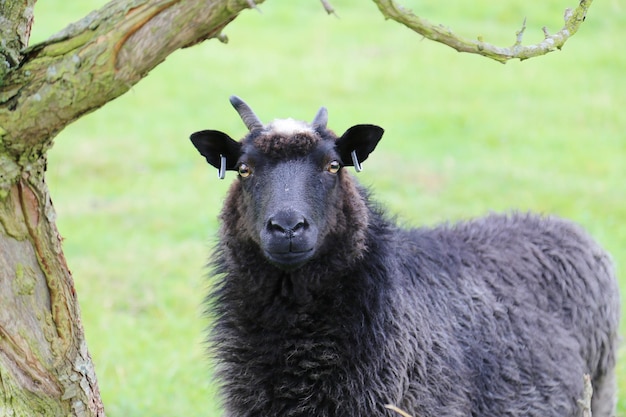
[326,160,341,174]
[238,163,252,178]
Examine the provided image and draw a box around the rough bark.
[0,0,261,415]
[0,0,35,80]
[0,178,102,417]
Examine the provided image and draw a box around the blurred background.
[30,0,624,415]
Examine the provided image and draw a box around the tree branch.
[372,0,593,63]
[0,0,262,194]
[0,0,37,80]
[319,0,337,16]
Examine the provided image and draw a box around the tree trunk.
[0,0,260,415]
[0,179,103,416]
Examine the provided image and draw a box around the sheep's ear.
[190,130,242,178]
[335,124,384,172]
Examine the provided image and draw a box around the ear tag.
[218,154,226,180]
[351,150,363,173]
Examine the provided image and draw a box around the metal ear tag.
[351,150,363,172]
[218,155,226,179]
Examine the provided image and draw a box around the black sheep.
[190,96,620,417]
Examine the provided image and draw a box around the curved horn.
[229,95,263,131]
[312,106,328,129]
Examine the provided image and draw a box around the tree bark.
[0,0,261,415]
[0,0,35,80]
[0,179,103,416]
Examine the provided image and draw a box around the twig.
[319,0,337,17]
[579,374,593,417]
[542,26,551,39]
[371,0,594,63]
[217,32,229,44]
[245,0,261,12]
[514,17,527,46]
[384,404,414,417]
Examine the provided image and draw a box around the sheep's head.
[190,96,384,271]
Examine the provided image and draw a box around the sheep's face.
[190,98,383,270]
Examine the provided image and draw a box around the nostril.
[266,213,308,237]
[268,218,286,234]
[292,219,307,233]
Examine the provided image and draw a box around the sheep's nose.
[266,211,308,238]
[261,209,318,269]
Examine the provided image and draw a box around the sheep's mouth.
[264,248,315,270]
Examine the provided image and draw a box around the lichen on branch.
[371,0,593,63]
[0,0,263,199]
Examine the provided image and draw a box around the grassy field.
[29,0,625,415]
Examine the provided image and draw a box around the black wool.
[191,98,620,417]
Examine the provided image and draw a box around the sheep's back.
[392,212,619,416]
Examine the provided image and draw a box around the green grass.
[29,0,625,415]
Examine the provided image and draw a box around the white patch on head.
[266,118,314,136]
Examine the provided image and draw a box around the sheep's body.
[191,97,620,417]
[211,205,618,417]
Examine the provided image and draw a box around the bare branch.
[515,18,527,46]
[542,26,551,39]
[372,0,594,63]
[320,0,338,16]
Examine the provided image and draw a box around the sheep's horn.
[229,95,263,131]
[312,106,328,129]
